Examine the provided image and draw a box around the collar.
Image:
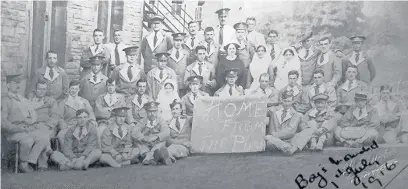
[73,126,89,141]
[353,106,368,120]
[341,80,358,91]
[8,92,22,101]
[132,93,149,108]
[90,44,105,55]
[286,85,300,96]
[153,67,170,83]
[192,61,207,76]
[308,108,327,117]
[317,51,331,66]
[147,30,165,50]
[44,66,60,81]
[146,119,158,129]
[104,93,120,107]
[119,63,142,82]
[170,47,185,62]
[111,125,128,139]
[169,117,187,133]
[276,107,294,124]
[89,72,103,84]
[309,83,326,96]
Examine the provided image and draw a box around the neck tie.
[262,88,266,94]
[320,53,325,64]
[198,63,203,75]
[289,88,294,95]
[49,68,54,79]
[128,65,133,81]
[78,127,84,138]
[385,101,390,112]
[315,110,320,118]
[193,93,197,100]
[191,37,195,48]
[115,44,120,65]
[207,43,211,54]
[281,109,287,122]
[270,45,275,60]
[219,26,224,45]
[138,94,142,105]
[159,70,163,79]
[118,126,123,138]
[314,85,320,95]
[95,45,100,53]
[175,118,181,130]
[109,94,113,104]
[175,50,180,59]
[355,52,360,63]
[348,81,353,90]
[153,31,158,47]
[93,74,97,82]
[229,86,233,96]
[304,49,310,59]
[359,108,363,117]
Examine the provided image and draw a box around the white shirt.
[106,42,128,65]
[246,30,266,48]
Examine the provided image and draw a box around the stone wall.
[122,1,144,46]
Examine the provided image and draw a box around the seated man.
[94,78,127,147]
[133,102,171,165]
[245,73,279,107]
[279,70,310,114]
[214,68,244,97]
[50,109,101,170]
[181,76,209,117]
[58,80,95,147]
[100,107,140,167]
[264,91,306,155]
[127,79,153,125]
[307,70,337,111]
[301,94,341,151]
[166,100,192,162]
[335,92,379,148]
[1,74,51,173]
[374,85,408,143]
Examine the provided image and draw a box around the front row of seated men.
[2,72,408,173]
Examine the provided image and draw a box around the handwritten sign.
[191,96,267,153]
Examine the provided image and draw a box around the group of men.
[2,7,407,174]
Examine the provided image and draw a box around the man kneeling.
[50,109,101,170]
[100,107,140,167]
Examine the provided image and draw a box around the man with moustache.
[199,27,221,69]
[183,21,204,64]
[214,8,237,55]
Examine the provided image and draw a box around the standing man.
[184,45,217,94]
[79,55,108,108]
[80,29,111,78]
[296,31,320,86]
[146,52,177,100]
[127,79,154,125]
[265,30,282,61]
[2,74,51,172]
[140,15,173,73]
[307,70,337,111]
[180,76,210,117]
[106,29,128,77]
[200,27,221,69]
[214,69,245,97]
[50,109,101,171]
[315,37,343,87]
[234,22,256,89]
[343,35,376,84]
[110,46,145,96]
[214,8,236,54]
[167,33,190,97]
[28,50,69,102]
[133,102,172,165]
[246,17,266,48]
[183,21,203,64]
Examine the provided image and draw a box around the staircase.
[143,0,194,34]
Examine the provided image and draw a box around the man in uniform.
[342,35,376,84]
[335,92,379,148]
[79,55,108,108]
[183,21,203,64]
[110,46,145,97]
[140,15,173,73]
[106,29,128,77]
[184,45,217,94]
[27,50,69,102]
[307,70,337,111]
[166,100,192,162]
[234,22,256,69]
[301,94,341,151]
[58,80,95,147]
[246,73,280,107]
[80,28,110,78]
[146,52,177,100]
[167,32,190,96]
[246,17,266,48]
[94,78,128,147]
[180,76,210,117]
[127,79,154,125]
[214,69,245,97]
[100,107,140,167]
[2,74,51,172]
[265,30,282,61]
[214,8,237,54]
[200,27,221,69]
[279,70,310,114]
[296,31,320,86]
[315,37,342,87]
[133,102,171,165]
[50,109,101,170]
[336,64,370,114]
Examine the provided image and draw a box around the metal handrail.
[157,0,189,32]
[162,0,194,21]
[144,2,177,33]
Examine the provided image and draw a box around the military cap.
[150,15,164,22]
[300,31,313,42]
[223,42,240,51]
[233,22,248,30]
[89,55,104,65]
[350,35,366,42]
[187,75,203,84]
[5,73,23,83]
[281,90,294,100]
[171,32,186,40]
[143,101,160,111]
[155,52,171,59]
[112,107,130,117]
[354,92,368,100]
[225,68,239,78]
[123,46,139,55]
[312,93,329,101]
[215,8,231,15]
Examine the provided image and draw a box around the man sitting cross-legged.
[50,109,101,171]
[100,107,140,167]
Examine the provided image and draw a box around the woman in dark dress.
[215,42,247,90]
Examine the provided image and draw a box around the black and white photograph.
[1,0,408,188]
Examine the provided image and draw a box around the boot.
[19,162,34,173]
[159,147,172,165]
[315,140,324,151]
[309,138,317,151]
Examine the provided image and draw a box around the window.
[172,0,183,16]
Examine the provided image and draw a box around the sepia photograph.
[1,0,408,188]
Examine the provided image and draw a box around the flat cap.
[215,8,230,15]
[123,46,139,55]
[143,101,160,111]
[312,93,329,101]
[112,107,130,117]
